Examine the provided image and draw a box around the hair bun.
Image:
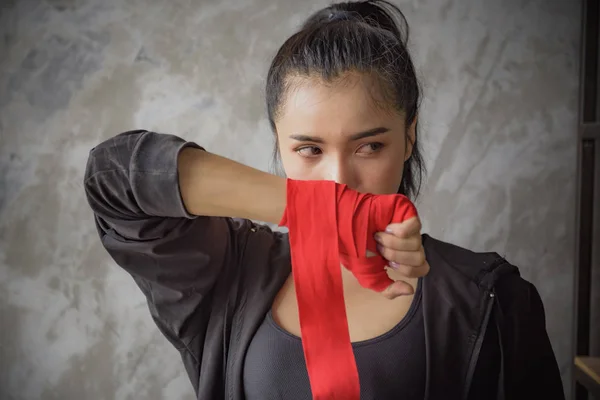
[327,11,352,22]
[302,1,408,44]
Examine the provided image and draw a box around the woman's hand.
[373,216,430,299]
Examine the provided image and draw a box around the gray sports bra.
[243,278,426,400]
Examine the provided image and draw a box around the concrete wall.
[0,0,580,399]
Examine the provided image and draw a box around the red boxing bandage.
[279,179,418,400]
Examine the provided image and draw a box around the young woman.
[84,1,564,399]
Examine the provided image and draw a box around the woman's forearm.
[178,147,287,224]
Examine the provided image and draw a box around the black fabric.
[84,130,565,400]
[243,279,425,400]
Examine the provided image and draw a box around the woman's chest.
[242,276,426,399]
[270,271,419,342]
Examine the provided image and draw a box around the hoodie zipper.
[462,290,496,400]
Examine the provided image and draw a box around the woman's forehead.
[276,73,404,135]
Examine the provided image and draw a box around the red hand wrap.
[279,179,418,400]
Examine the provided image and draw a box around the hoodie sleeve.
[502,279,565,399]
[83,129,255,348]
[520,282,565,398]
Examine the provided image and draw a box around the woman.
[84,1,564,399]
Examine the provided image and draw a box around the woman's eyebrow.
[289,127,390,143]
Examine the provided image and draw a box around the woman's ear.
[404,115,417,162]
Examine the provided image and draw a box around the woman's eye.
[296,146,322,157]
[357,142,384,154]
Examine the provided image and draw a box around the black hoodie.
[84,130,565,400]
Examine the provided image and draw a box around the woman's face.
[275,73,415,195]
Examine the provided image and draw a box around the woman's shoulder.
[422,233,541,313]
[422,234,518,286]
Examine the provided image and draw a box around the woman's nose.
[326,160,357,189]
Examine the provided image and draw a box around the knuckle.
[393,251,408,265]
[383,235,396,247]
[415,218,422,231]
[411,237,421,250]
[402,267,418,278]
[418,262,430,277]
[382,248,394,260]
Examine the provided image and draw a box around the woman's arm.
[515,282,565,399]
[497,277,565,400]
[84,130,286,393]
[178,147,286,223]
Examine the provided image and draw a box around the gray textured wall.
[0,0,580,399]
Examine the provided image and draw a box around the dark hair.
[266,0,426,199]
